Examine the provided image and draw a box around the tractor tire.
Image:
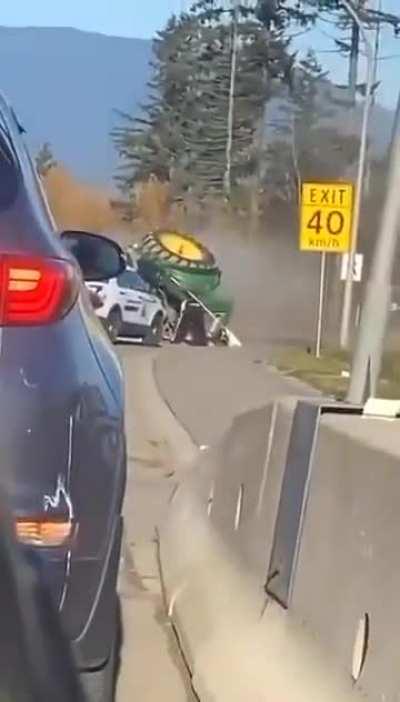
[139,231,217,271]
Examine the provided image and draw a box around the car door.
[116,270,144,328]
[0,98,126,674]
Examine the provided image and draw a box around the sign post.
[340,253,363,282]
[315,252,327,358]
[300,182,354,357]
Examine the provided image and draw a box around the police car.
[86,266,165,344]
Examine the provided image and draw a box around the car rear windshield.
[0,114,19,210]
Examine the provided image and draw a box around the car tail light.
[15,518,77,548]
[0,255,80,326]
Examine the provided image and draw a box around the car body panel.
[86,266,165,340]
[0,93,126,670]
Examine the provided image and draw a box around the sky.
[0,0,182,39]
[1,0,399,108]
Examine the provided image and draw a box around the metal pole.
[339,0,375,350]
[347,92,400,403]
[316,252,327,358]
[348,12,360,105]
[365,0,382,197]
[224,0,239,197]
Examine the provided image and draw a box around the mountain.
[0,26,152,185]
[0,26,393,187]
[266,73,394,161]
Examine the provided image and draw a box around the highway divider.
[158,395,400,701]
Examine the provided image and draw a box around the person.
[174,299,208,346]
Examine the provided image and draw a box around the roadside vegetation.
[38,145,186,239]
[270,346,400,399]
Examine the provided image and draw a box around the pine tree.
[112,16,193,192]
[112,2,293,198]
[264,50,359,203]
[175,0,294,195]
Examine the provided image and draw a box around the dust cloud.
[200,226,320,347]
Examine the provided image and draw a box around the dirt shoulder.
[269,346,400,399]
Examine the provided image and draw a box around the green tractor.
[133,230,236,345]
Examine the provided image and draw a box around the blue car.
[0,93,126,702]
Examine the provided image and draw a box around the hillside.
[266,73,394,161]
[0,26,151,184]
[0,25,393,188]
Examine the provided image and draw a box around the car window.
[0,118,19,210]
[117,271,150,292]
[130,271,150,292]
[117,271,134,288]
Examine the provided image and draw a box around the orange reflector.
[9,267,41,281]
[16,519,75,547]
[8,268,41,292]
[9,280,40,292]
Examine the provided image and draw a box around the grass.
[269,346,400,400]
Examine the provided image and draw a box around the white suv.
[86,266,165,344]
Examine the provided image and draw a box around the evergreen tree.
[112,2,293,197]
[184,4,293,193]
[112,16,194,191]
[264,50,359,203]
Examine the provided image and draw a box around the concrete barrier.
[293,411,400,700]
[159,395,400,701]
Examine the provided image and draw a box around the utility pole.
[224,0,239,197]
[365,0,383,196]
[348,13,360,105]
[347,93,400,403]
[372,0,382,100]
[339,0,375,349]
[365,0,382,197]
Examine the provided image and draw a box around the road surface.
[154,345,317,446]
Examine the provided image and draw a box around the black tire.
[81,599,122,702]
[106,308,122,344]
[144,313,163,347]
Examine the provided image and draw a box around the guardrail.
[158,395,400,701]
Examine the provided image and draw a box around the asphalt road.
[154,345,317,447]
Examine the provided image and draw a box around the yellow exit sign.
[300,182,354,253]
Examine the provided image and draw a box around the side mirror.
[61,230,126,282]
